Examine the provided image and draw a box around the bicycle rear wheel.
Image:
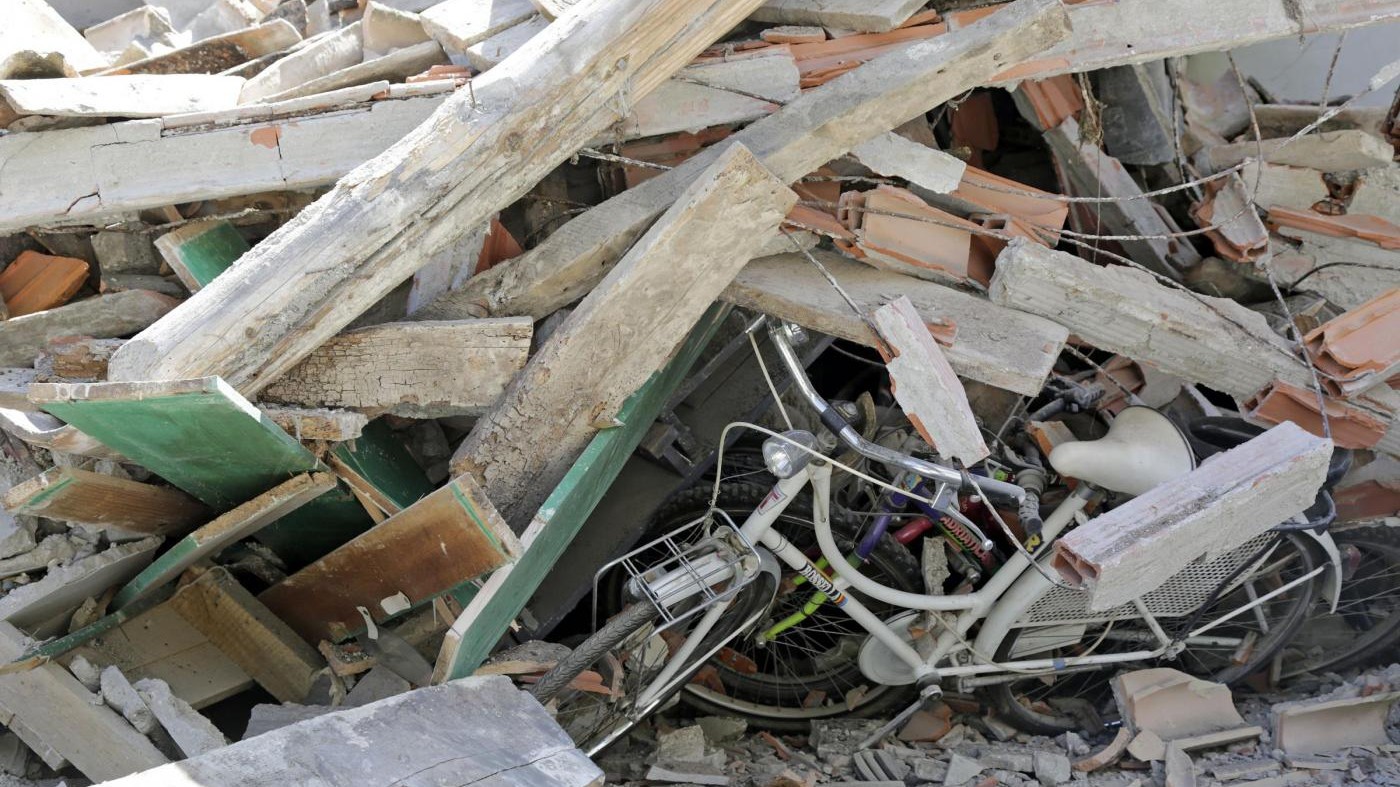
[1282,525,1400,677]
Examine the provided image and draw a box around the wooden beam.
[168,567,325,704]
[259,473,521,643]
[450,143,796,525]
[988,239,1312,398]
[113,473,337,610]
[435,305,728,680]
[31,377,371,566]
[0,622,168,782]
[1053,422,1332,611]
[723,252,1065,396]
[414,0,1071,324]
[0,291,178,367]
[104,0,772,395]
[261,319,532,417]
[872,296,989,466]
[100,676,601,787]
[4,467,207,535]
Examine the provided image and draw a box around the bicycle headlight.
[762,430,818,479]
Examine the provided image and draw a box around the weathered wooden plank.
[0,622,167,782]
[0,75,244,122]
[101,20,301,76]
[750,0,924,32]
[3,467,207,535]
[31,377,371,566]
[113,473,336,609]
[723,251,1065,396]
[260,473,522,643]
[415,0,1071,325]
[258,405,368,442]
[169,567,324,704]
[988,239,1312,398]
[1053,422,1332,611]
[0,291,178,367]
[450,143,796,525]
[154,219,250,293]
[104,0,774,395]
[872,295,989,465]
[261,319,532,417]
[435,305,728,680]
[101,675,601,787]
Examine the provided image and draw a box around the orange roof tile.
[1244,379,1388,449]
[1268,206,1400,250]
[0,250,89,317]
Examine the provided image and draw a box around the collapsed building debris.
[0,0,1395,782]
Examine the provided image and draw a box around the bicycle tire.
[532,602,659,704]
[1285,525,1400,676]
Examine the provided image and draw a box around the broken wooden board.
[416,0,1071,325]
[724,251,1065,396]
[0,75,244,123]
[260,472,522,643]
[105,0,774,396]
[102,675,601,787]
[4,467,207,535]
[749,0,925,32]
[113,473,337,610]
[0,622,168,782]
[435,305,727,680]
[989,239,1312,398]
[154,219,250,293]
[0,538,160,634]
[326,419,436,518]
[169,567,324,704]
[420,0,539,60]
[1053,422,1332,611]
[261,319,532,417]
[0,409,122,460]
[239,22,363,104]
[101,19,301,76]
[0,290,178,367]
[872,296,988,465]
[31,377,371,566]
[450,142,797,525]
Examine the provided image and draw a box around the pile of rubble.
[605,666,1400,787]
[0,0,1396,783]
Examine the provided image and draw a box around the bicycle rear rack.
[592,509,761,635]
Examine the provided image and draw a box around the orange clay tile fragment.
[784,204,854,241]
[844,186,991,286]
[474,216,523,275]
[1304,287,1400,398]
[1244,380,1388,449]
[789,23,945,87]
[1018,74,1084,131]
[953,166,1068,242]
[406,64,472,84]
[1335,477,1400,522]
[1192,177,1269,262]
[1268,206,1400,250]
[617,127,732,188]
[0,250,89,317]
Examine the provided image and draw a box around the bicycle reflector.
[762,430,818,479]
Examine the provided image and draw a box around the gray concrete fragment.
[343,665,410,707]
[66,653,101,692]
[135,678,227,758]
[1033,751,1072,786]
[945,752,984,785]
[242,703,334,740]
[100,666,157,735]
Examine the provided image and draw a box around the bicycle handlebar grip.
[1018,491,1043,538]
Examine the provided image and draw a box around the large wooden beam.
[105,0,769,395]
[414,0,1072,324]
[723,252,1066,396]
[450,143,796,525]
[260,319,532,417]
[433,306,727,681]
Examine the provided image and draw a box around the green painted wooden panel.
[441,304,730,679]
[330,420,435,510]
[172,221,250,288]
[35,378,371,566]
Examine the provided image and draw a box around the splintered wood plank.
[113,474,337,610]
[261,319,532,417]
[260,473,523,643]
[71,601,253,709]
[31,377,371,566]
[434,305,726,680]
[871,295,989,465]
[168,567,323,704]
[154,220,250,293]
[326,420,436,517]
[4,467,208,535]
[0,622,168,782]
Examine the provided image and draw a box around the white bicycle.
[532,320,1343,752]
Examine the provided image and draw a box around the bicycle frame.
[636,457,1333,708]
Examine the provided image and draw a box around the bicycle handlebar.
[764,320,1030,511]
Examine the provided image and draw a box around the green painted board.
[330,420,435,511]
[33,377,372,566]
[156,220,250,292]
[440,304,730,679]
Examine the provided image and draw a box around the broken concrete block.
[106,676,601,786]
[1032,751,1071,786]
[1200,129,1393,174]
[134,677,227,758]
[1163,743,1196,787]
[872,295,989,466]
[1098,62,1175,166]
[1350,166,1400,224]
[67,653,102,692]
[92,230,163,276]
[1113,669,1245,743]
[1273,691,1400,755]
[3,0,108,76]
[242,702,334,739]
[344,665,410,707]
[0,536,160,632]
[851,131,966,194]
[1053,423,1331,610]
[749,0,924,33]
[944,752,984,785]
[100,666,158,735]
[239,23,362,104]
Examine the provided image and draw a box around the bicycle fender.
[1296,529,1343,613]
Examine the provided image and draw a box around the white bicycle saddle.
[1048,406,1196,496]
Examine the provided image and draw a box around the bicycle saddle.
[1047,406,1197,496]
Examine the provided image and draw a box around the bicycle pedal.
[857,684,944,750]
